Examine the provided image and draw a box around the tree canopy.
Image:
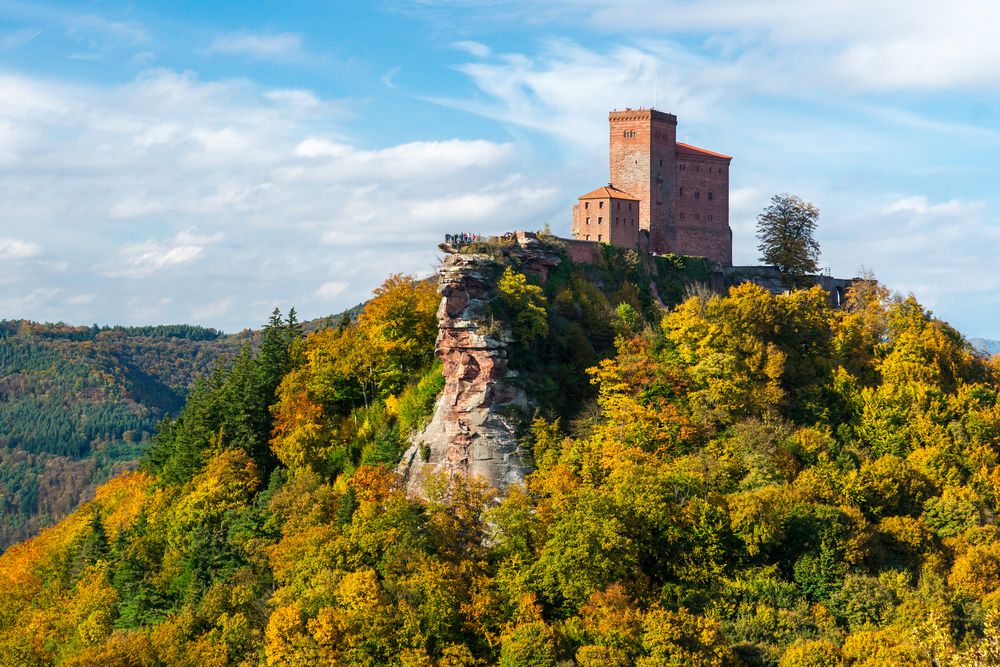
[757,194,822,286]
[3,253,1000,665]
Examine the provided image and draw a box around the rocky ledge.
[398,235,560,497]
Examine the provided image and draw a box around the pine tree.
[756,193,821,286]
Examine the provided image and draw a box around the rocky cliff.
[398,236,562,497]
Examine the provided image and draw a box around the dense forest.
[0,321,245,548]
[5,243,1000,665]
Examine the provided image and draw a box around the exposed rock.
[399,238,562,497]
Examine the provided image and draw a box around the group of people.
[444,232,484,246]
[444,231,519,247]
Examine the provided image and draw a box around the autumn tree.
[757,194,821,286]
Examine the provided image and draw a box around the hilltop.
[3,238,1000,664]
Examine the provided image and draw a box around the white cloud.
[820,194,1000,316]
[881,196,982,218]
[452,40,491,58]
[265,89,321,110]
[0,28,41,50]
[69,14,148,46]
[0,68,554,330]
[291,137,516,180]
[315,281,348,299]
[191,297,234,322]
[429,40,717,145]
[380,66,401,89]
[428,1,1000,93]
[0,288,63,313]
[0,238,41,260]
[66,294,95,305]
[208,31,304,60]
[553,1,1000,91]
[108,229,223,279]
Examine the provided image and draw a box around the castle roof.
[578,185,640,201]
[676,142,732,160]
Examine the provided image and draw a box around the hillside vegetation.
[0,321,245,548]
[5,252,1000,665]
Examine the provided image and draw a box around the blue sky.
[1,1,999,336]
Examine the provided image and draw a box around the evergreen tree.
[756,193,821,286]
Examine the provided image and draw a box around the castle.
[571,109,733,265]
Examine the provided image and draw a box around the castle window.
[708,191,713,201]
[598,217,602,224]
[584,201,589,209]
[586,235,590,240]
[586,217,590,224]
[598,234,602,241]
[679,188,684,197]
[659,159,663,167]
[708,215,713,222]
[679,213,685,220]
[695,191,701,199]
[599,201,603,209]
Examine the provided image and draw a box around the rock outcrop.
[399,236,561,497]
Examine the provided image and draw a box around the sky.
[1,1,999,336]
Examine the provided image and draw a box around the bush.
[778,640,844,667]
[499,621,558,667]
[396,362,446,435]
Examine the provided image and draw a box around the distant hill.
[0,320,247,548]
[970,337,1000,356]
[0,309,363,550]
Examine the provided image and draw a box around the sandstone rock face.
[398,250,535,497]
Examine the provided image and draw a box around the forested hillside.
[5,244,1000,665]
[0,321,245,548]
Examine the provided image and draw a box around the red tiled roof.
[578,185,640,200]
[676,142,732,160]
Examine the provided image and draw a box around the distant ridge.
[970,338,1000,356]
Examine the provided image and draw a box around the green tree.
[757,194,821,286]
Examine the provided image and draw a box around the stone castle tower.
[572,108,733,265]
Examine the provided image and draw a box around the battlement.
[609,108,677,124]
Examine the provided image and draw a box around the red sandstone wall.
[573,197,607,242]
[609,110,677,251]
[563,239,603,264]
[674,153,732,264]
[607,197,639,248]
[572,195,639,248]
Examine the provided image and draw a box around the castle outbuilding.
[572,108,733,266]
[570,184,640,246]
